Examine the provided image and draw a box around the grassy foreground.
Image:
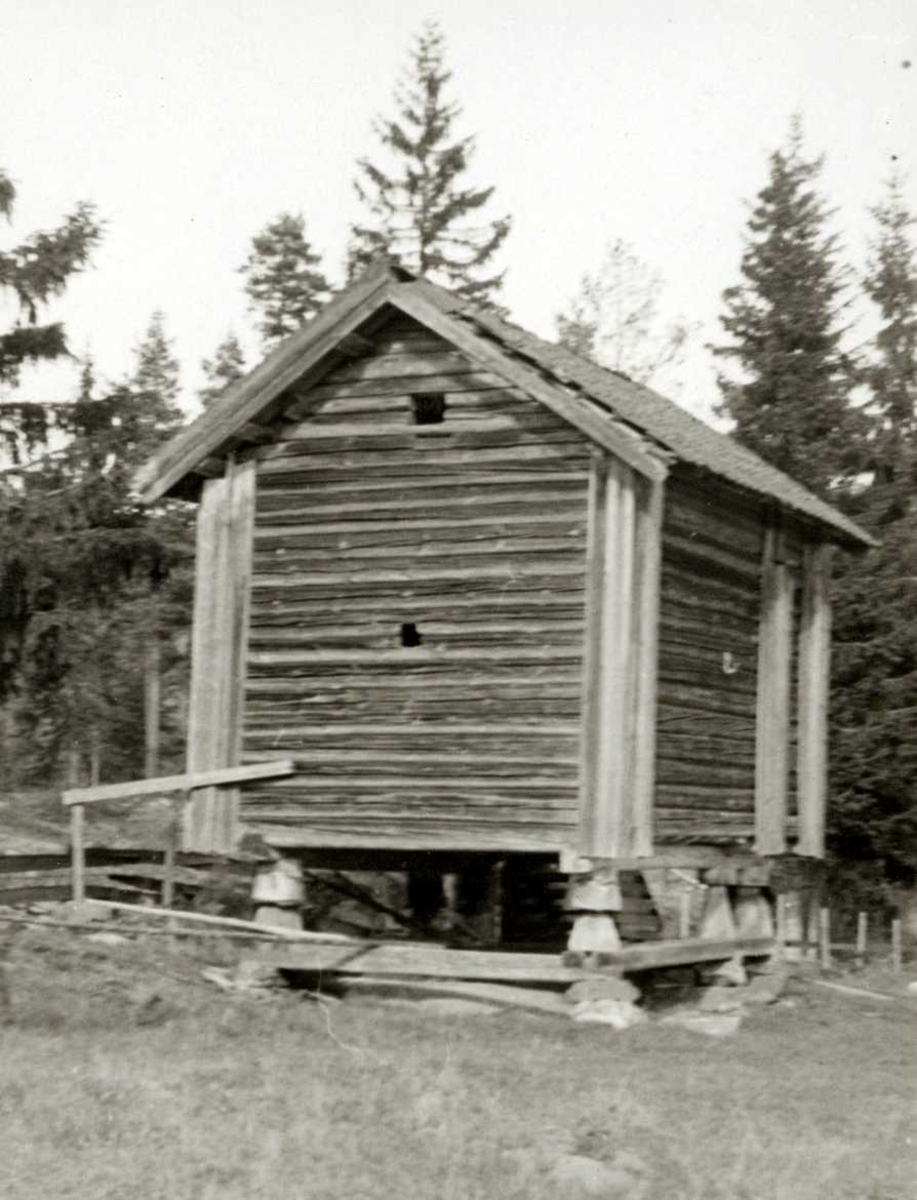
[0,926,914,1200]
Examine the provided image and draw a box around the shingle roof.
[406,276,874,548]
[136,260,873,547]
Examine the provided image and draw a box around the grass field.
[1,925,915,1200]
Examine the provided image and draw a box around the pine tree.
[713,119,858,497]
[555,239,691,386]
[349,21,510,305]
[829,176,917,884]
[0,166,102,461]
[240,214,331,347]
[199,333,246,408]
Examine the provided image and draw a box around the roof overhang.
[134,261,875,551]
[135,267,668,504]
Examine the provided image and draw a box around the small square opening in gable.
[411,393,446,425]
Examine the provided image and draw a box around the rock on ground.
[570,998,646,1029]
[567,975,639,1004]
[698,985,745,1013]
[550,1151,647,1198]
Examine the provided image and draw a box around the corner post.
[796,543,833,857]
[572,453,665,952]
[185,456,255,854]
[754,524,794,854]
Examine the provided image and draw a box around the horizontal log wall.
[655,471,765,841]
[240,317,591,850]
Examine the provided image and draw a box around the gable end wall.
[238,316,592,851]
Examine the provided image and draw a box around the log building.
[136,261,873,950]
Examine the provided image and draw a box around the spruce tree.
[349,21,510,305]
[130,311,183,446]
[0,368,193,783]
[829,176,917,884]
[0,166,102,461]
[199,332,246,408]
[713,119,858,497]
[240,213,331,347]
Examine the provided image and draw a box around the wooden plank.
[259,942,584,982]
[222,457,256,852]
[62,760,294,806]
[185,472,227,846]
[754,526,793,854]
[259,825,567,853]
[389,287,669,483]
[605,935,774,972]
[283,371,504,412]
[630,474,664,855]
[578,455,641,857]
[578,452,607,856]
[88,899,367,943]
[183,459,257,852]
[330,975,570,1016]
[796,542,832,857]
[257,936,775,980]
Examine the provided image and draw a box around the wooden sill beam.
[256,936,776,983]
[62,760,294,808]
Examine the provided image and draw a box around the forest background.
[1,6,915,903]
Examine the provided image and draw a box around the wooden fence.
[62,760,294,906]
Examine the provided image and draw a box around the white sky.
[2,0,915,425]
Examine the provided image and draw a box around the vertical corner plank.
[578,449,609,855]
[578,453,652,860]
[628,473,664,856]
[222,457,257,853]
[185,473,228,851]
[796,542,833,857]
[755,525,794,854]
[184,459,256,854]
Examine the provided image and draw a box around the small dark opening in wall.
[411,393,446,425]
[400,622,422,647]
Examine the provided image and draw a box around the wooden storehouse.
[136,260,873,950]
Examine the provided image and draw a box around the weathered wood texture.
[654,473,764,841]
[795,543,833,856]
[185,458,256,853]
[241,319,591,849]
[578,454,662,857]
[755,525,794,853]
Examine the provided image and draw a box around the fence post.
[71,805,85,905]
[819,907,832,970]
[678,890,691,939]
[67,747,85,905]
[855,911,868,969]
[891,918,903,974]
[161,795,182,909]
